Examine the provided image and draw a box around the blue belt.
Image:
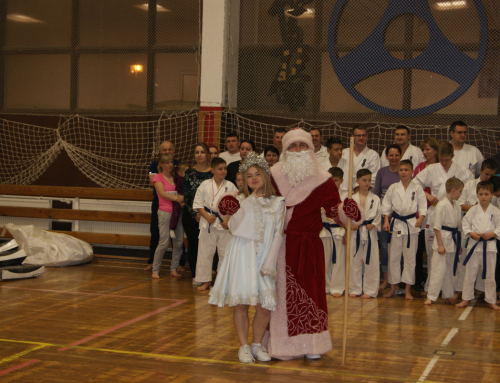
[354,219,374,265]
[323,222,341,263]
[463,237,495,279]
[388,212,417,248]
[204,206,223,233]
[441,225,461,276]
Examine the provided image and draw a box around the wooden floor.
[1,259,499,383]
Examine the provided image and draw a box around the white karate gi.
[320,190,347,295]
[461,204,500,304]
[340,146,380,192]
[319,157,348,173]
[382,181,427,285]
[315,145,328,161]
[414,162,473,287]
[427,199,462,301]
[219,151,241,164]
[193,179,238,283]
[349,191,381,297]
[380,143,425,170]
[453,143,484,178]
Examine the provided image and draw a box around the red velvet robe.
[267,177,341,358]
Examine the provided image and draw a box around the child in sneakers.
[208,152,285,363]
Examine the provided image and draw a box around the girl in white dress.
[208,152,285,364]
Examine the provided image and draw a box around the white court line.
[418,355,440,382]
[441,328,459,347]
[458,299,477,321]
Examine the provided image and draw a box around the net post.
[198,107,222,146]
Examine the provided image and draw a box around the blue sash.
[323,222,342,263]
[354,219,374,265]
[463,237,495,279]
[388,212,417,248]
[204,206,223,233]
[441,225,461,276]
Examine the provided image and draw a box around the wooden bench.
[0,185,173,252]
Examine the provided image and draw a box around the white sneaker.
[238,344,255,364]
[251,343,271,362]
[305,354,321,359]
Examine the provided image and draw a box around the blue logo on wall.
[327,0,488,117]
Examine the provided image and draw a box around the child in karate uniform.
[320,167,347,296]
[413,143,473,294]
[457,181,500,311]
[424,178,464,306]
[457,159,498,294]
[382,160,427,300]
[349,169,381,298]
[193,157,238,291]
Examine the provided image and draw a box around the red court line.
[0,359,40,377]
[1,286,184,302]
[57,300,186,351]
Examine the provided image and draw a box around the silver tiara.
[239,151,270,174]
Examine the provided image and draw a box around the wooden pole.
[342,136,355,367]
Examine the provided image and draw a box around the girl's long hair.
[242,165,276,198]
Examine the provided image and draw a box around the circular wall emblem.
[327,0,488,117]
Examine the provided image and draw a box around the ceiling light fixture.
[7,14,43,23]
[434,1,468,10]
[136,4,169,12]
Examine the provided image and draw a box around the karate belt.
[284,230,317,277]
[322,222,342,264]
[388,212,417,248]
[354,219,374,265]
[204,206,223,233]
[441,225,461,276]
[463,237,495,279]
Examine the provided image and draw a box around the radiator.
[76,199,151,235]
[0,197,51,230]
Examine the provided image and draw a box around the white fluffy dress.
[208,195,285,311]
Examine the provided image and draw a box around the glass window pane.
[155,53,200,110]
[5,0,71,47]
[79,53,147,110]
[80,0,148,46]
[156,0,200,45]
[5,54,70,109]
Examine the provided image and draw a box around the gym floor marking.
[440,328,459,347]
[1,285,185,302]
[458,299,476,321]
[0,345,46,365]
[0,338,445,383]
[57,300,187,351]
[0,359,40,377]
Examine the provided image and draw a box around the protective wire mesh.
[220,111,500,160]
[0,110,199,187]
[234,0,500,126]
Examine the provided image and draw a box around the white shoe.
[305,354,321,359]
[251,343,271,362]
[238,345,255,364]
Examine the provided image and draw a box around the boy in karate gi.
[348,169,381,298]
[424,178,464,306]
[457,181,500,311]
[414,142,473,294]
[382,160,427,300]
[457,158,498,294]
[193,157,238,291]
[320,167,347,296]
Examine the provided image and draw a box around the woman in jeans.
[373,144,402,290]
[182,143,213,284]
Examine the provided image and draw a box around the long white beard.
[282,150,317,187]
